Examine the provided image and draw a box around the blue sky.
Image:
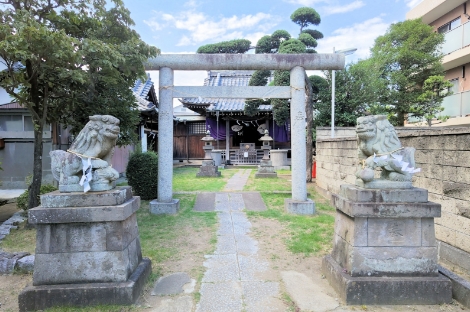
[123,0,422,95]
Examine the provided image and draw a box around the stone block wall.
[316,127,470,271]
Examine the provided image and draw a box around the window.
[0,114,50,132]
[438,17,461,34]
[0,115,22,131]
[188,122,206,134]
[449,78,459,94]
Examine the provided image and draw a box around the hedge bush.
[17,184,58,211]
[126,151,158,200]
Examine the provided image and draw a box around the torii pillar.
[145,54,344,214]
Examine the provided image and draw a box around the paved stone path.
[223,169,251,191]
[196,192,284,312]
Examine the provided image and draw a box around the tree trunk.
[28,123,44,209]
[397,111,405,126]
[305,73,313,182]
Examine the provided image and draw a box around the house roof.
[179,70,273,114]
[133,73,158,113]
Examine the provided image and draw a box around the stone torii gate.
[145,54,344,214]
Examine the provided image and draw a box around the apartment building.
[407,0,470,126]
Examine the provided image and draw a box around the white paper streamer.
[372,153,421,175]
[79,157,92,192]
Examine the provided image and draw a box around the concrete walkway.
[196,192,284,311]
[223,169,251,191]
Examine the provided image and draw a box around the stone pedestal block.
[149,198,180,215]
[19,187,150,311]
[211,150,222,166]
[197,160,221,177]
[284,198,315,215]
[255,160,277,178]
[323,184,452,305]
[270,149,289,170]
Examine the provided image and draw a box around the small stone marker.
[152,272,191,296]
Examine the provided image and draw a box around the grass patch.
[276,169,291,175]
[243,170,292,192]
[247,191,335,255]
[137,194,217,272]
[1,219,36,254]
[173,167,235,192]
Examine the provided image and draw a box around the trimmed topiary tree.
[126,151,158,200]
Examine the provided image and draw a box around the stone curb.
[439,265,470,309]
[0,211,34,274]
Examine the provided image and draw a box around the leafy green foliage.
[0,0,159,209]
[17,184,57,211]
[248,70,271,86]
[271,29,291,47]
[244,70,272,116]
[290,7,321,33]
[302,29,323,40]
[278,38,306,54]
[197,39,251,54]
[298,32,317,49]
[255,35,276,54]
[417,75,453,125]
[314,62,382,128]
[309,75,328,94]
[126,151,158,200]
[368,19,446,125]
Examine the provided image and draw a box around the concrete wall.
[316,127,470,271]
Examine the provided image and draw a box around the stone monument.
[322,115,452,305]
[255,130,277,178]
[19,115,151,311]
[196,131,221,177]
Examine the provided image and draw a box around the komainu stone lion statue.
[355,115,420,189]
[50,115,120,192]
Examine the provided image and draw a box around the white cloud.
[404,0,422,8]
[145,10,277,47]
[184,0,198,8]
[323,1,365,15]
[316,17,390,62]
[284,0,328,5]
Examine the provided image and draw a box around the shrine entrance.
[144,53,344,213]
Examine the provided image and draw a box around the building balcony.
[406,0,467,24]
[441,22,470,70]
[440,90,470,117]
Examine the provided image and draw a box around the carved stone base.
[19,258,151,312]
[284,198,315,215]
[149,199,180,215]
[356,179,412,189]
[197,160,221,177]
[324,184,452,305]
[322,255,451,305]
[20,188,150,311]
[58,181,116,193]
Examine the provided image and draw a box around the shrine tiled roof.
[132,73,158,113]
[179,70,272,112]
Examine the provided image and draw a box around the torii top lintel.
[145,53,345,71]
